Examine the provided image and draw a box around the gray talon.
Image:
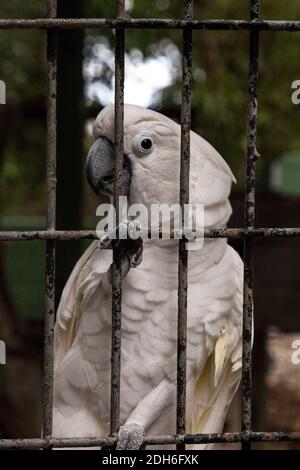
[128,245,143,268]
[106,238,143,284]
[98,233,113,249]
[116,423,145,450]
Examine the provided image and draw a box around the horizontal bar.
[1,432,300,449]
[1,18,300,31]
[0,230,97,241]
[1,227,300,241]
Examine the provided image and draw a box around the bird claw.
[98,232,114,249]
[106,237,143,284]
[102,220,144,284]
[97,224,125,249]
[116,423,145,450]
[128,244,143,268]
[98,220,143,250]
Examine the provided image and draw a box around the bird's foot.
[98,231,114,249]
[116,423,145,450]
[127,239,143,268]
[106,237,143,283]
[97,222,126,249]
[98,220,143,249]
[128,247,143,268]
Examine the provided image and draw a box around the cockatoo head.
[86,104,235,228]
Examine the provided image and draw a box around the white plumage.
[53,104,243,449]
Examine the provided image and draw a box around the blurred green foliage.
[5,240,45,320]
[118,0,300,190]
[1,0,300,209]
[0,2,47,216]
[0,217,93,320]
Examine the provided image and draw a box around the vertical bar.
[110,0,125,436]
[242,0,260,451]
[177,0,193,450]
[43,0,57,439]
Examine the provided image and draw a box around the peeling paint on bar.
[42,0,57,441]
[110,0,126,438]
[241,0,260,451]
[176,0,193,452]
[1,432,300,450]
[1,18,300,31]
[2,227,300,241]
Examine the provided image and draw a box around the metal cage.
[1,0,300,450]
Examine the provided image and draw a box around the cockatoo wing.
[186,245,243,448]
[54,241,111,364]
[53,241,113,438]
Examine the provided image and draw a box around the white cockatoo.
[53,104,243,449]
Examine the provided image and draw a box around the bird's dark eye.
[133,134,154,156]
[141,138,152,150]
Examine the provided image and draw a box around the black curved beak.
[86,136,131,197]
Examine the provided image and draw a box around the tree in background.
[56,0,85,304]
[97,0,300,191]
[0,0,46,437]
[2,0,300,214]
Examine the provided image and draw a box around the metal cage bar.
[176,0,193,451]
[1,228,300,242]
[241,0,260,451]
[2,18,300,31]
[42,0,57,439]
[2,431,300,450]
[110,0,126,437]
[1,1,300,450]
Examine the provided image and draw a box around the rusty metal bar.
[176,0,193,451]
[2,431,300,449]
[110,0,125,437]
[241,0,260,451]
[2,227,300,242]
[42,0,57,440]
[1,18,300,31]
